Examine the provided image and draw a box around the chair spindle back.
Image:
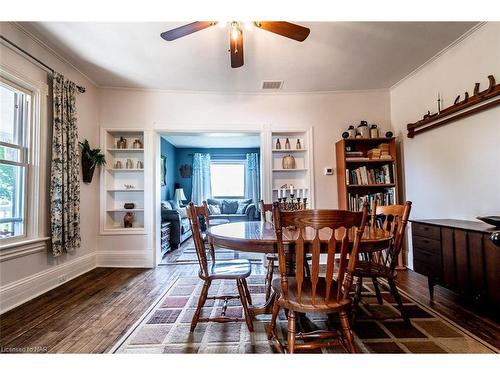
[272,202,368,304]
[369,201,412,270]
[187,202,210,277]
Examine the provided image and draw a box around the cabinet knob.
[491,231,500,247]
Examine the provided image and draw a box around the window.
[0,80,31,240]
[210,162,245,198]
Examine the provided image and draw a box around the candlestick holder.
[277,194,307,211]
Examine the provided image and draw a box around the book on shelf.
[346,164,394,185]
[346,157,370,161]
[348,189,396,212]
[345,151,364,156]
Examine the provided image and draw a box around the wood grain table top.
[207,221,392,253]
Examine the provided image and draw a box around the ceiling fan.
[160,21,310,68]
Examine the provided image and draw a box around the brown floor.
[0,241,498,353]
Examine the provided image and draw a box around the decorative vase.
[117,137,127,149]
[285,138,291,149]
[124,212,135,228]
[275,138,281,149]
[282,154,296,169]
[296,139,301,149]
[81,154,95,183]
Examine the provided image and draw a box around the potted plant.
[79,139,106,183]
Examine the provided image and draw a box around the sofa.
[161,200,192,249]
[205,198,258,223]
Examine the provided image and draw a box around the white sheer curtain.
[245,153,260,218]
[191,153,212,205]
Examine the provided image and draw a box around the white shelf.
[107,148,144,153]
[272,149,307,152]
[273,187,309,191]
[107,168,144,172]
[106,189,144,192]
[272,168,308,172]
[106,208,144,212]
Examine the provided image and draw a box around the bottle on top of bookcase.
[275,138,281,149]
[285,138,291,149]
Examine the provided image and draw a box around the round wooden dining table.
[207,221,393,316]
[207,221,393,254]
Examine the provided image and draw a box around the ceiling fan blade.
[230,32,244,68]
[255,21,310,42]
[160,21,216,41]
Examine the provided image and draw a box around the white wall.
[0,23,100,303]
[390,22,500,266]
[97,88,391,266]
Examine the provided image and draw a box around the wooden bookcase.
[335,137,400,211]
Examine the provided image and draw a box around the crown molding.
[390,22,487,91]
[10,22,98,88]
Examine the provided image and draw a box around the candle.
[289,184,294,195]
[282,188,286,198]
[278,189,281,198]
[297,189,301,199]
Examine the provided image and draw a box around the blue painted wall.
[175,148,260,201]
[160,138,177,201]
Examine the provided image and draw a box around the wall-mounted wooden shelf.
[407,76,500,138]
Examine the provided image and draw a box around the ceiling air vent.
[261,80,284,90]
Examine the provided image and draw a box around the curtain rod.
[0,35,86,93]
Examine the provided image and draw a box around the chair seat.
[352,261,394,278]
[206,259,251,279]
[271,277,351,313]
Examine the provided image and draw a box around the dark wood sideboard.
[411,219,499,313]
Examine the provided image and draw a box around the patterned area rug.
[111,276,497,354]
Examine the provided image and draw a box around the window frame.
[210,159,246,199]
[0,70,42,249]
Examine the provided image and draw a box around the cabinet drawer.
[412,235,441,254]
[412,223,441,240]
[413,246,441,265]
[413,257,441,278]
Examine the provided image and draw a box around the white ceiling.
[161,133,261,148]
[20,22,478,92]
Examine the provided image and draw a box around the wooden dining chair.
[186,202,254,332]
[260,200,312,302]
[352,201,412,325]
[267,202,368,353]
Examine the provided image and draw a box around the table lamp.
[174,188,187,207]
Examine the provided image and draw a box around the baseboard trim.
[96,250,154,268]
[0,252,96,315]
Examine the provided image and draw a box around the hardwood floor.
[0,241,498,353]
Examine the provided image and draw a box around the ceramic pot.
[370,124,379,138]
[81,154,95,183]
[357,121,369,138]
[282,154,296,169]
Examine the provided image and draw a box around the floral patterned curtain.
[50,72,81,256]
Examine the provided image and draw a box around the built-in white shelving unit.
[270,130,314,207]
[100,129,146,234]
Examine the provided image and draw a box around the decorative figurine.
[117,137,127,149]
[123,212,135,228]
[133,139,143,149]
[124,184,135,189]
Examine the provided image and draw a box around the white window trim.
[0,63,47,251]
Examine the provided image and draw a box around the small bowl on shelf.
[476,215,500,228]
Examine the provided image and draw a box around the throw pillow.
[161,201,172,210]
[222,200,239,214]
[208,204,221,215]
[236,199,253,214]
[176,207,187,218]
[206,198,221,208]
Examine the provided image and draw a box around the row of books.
[346,164,394,185]
[348,190,396,212]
